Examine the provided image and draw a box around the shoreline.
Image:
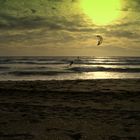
[0,79,139,92]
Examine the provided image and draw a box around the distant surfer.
[77,56,80,61]
[69,60,74,67]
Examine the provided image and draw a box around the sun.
[81,0,122,25]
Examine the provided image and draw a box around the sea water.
[0,56,140,81]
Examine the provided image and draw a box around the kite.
[96,35,103,46]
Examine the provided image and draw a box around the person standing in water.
[69,60,74,66]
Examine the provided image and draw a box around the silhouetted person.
[69,61,74,66]
[77,56,80,61]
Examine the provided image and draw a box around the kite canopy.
[96,35,103,46]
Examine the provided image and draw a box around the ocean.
[0,56,140,81]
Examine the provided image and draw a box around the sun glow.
[81,0,122,25]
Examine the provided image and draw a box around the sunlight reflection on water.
[0,56,140,81]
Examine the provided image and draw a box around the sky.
[0,0,140,56]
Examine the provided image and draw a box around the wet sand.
[0,79,140,140]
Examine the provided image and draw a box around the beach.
[0,79,139,140]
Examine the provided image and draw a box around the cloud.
[122,0,140,11]
[106,30,140,39]
[0,0,139,56]
[0,14,48,28]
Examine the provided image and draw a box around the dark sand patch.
[0,79,139,140]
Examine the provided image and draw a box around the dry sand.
[0,79,139,140]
